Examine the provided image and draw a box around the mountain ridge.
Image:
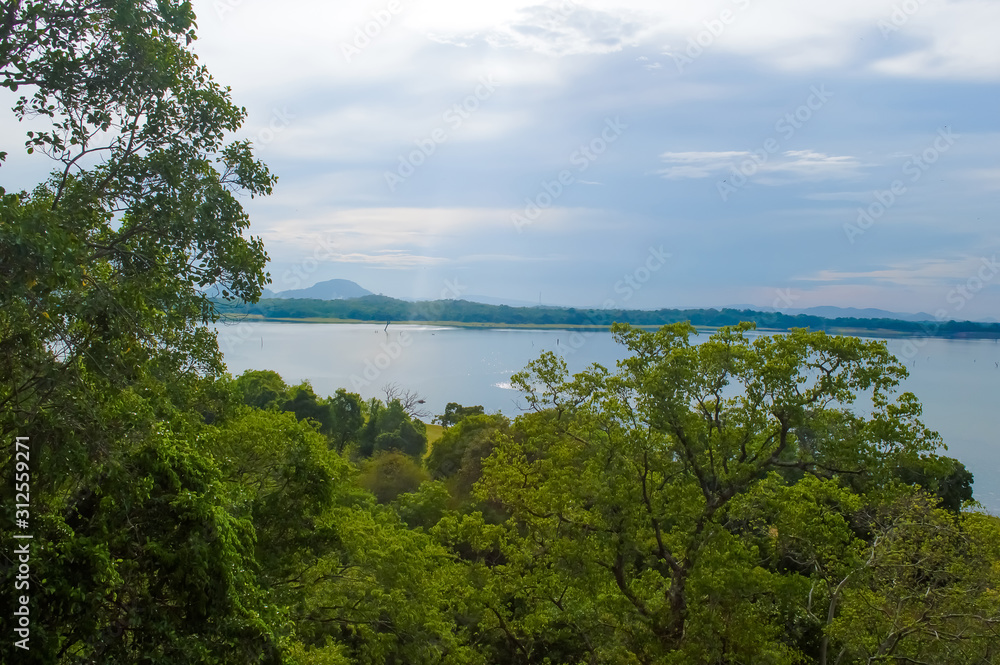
[264,278,372,300]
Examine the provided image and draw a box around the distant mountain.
[723,305,937,323]
[269,279,372,300]
[787,306,937,322]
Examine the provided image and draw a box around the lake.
[217,321,1000,513]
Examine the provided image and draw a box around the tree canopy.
[1,2,997,663]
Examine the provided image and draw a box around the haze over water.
[219,322,1000,513]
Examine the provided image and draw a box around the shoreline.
[216,315,1000,341]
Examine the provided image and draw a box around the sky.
[7,0,1000,318]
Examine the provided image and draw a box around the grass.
[423,423,445,462]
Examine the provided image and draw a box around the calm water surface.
[217,322,1000,513]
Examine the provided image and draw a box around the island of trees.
[2,2,998,664]
[224,295,1000,339]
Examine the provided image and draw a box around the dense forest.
[2,2,999,664]
[225,295,1000,338]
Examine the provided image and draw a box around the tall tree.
[470,323,965,663]
[1,1,277,662]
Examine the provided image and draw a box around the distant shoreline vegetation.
[219,295,1000,339]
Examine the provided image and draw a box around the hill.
[265,279,372,300]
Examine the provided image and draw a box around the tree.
[382,382,430,419]
[468,323,962,663]
[358,450,430,504]
[426,413,509,500]
[281,381,335,434]
[235,369,290,410]
[328,388,365,452]
[434,402,486,429]
[357,397,428,459]
[1,1,277,661]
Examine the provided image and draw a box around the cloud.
[257,207,516,249]
[797,258,992,287]
[657,150,864,182]
[762,151,864,181]
[656,151,752,179]
[428,3,647,57]
[322,251,450,268]
[870,0,1000,81]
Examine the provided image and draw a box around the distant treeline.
[221,295,1000,338]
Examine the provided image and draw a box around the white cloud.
[321,251,449,268]
[870,0,1000,80]
[797,257,994,287]
[761,151,864,181]
[657,150,864,182]
[194,0,1000,92]
[656,151,751,179]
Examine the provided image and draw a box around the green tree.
[235,369,290,410]
[281,381,335,435]
[0,1,277,662]
[328,388,365,452]
[358,450,430,504]
[894,454,974,512]
[358,398,427,459]
[426,413,509,500]
[468,323,952,663]
[434,402,486,428]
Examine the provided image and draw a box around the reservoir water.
[217,321,1000,513]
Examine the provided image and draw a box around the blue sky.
[7,0,999,318]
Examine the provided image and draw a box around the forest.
[225,295,1000,338]
[2,2,999,664]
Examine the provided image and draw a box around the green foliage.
[426,413,510,500]
[235,370,290,410]
[281,382,335,436]
[454,323,989,664]
[827,497,1000,664]
[358,451,430,504]
[328,388,365,452]
[0,1,278,662]
[395,480,452,529]
[357,398,427,459]
[201,407,352,583]
[12,428,280,664]
[895,454,974,511]
[434,402,486,428]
